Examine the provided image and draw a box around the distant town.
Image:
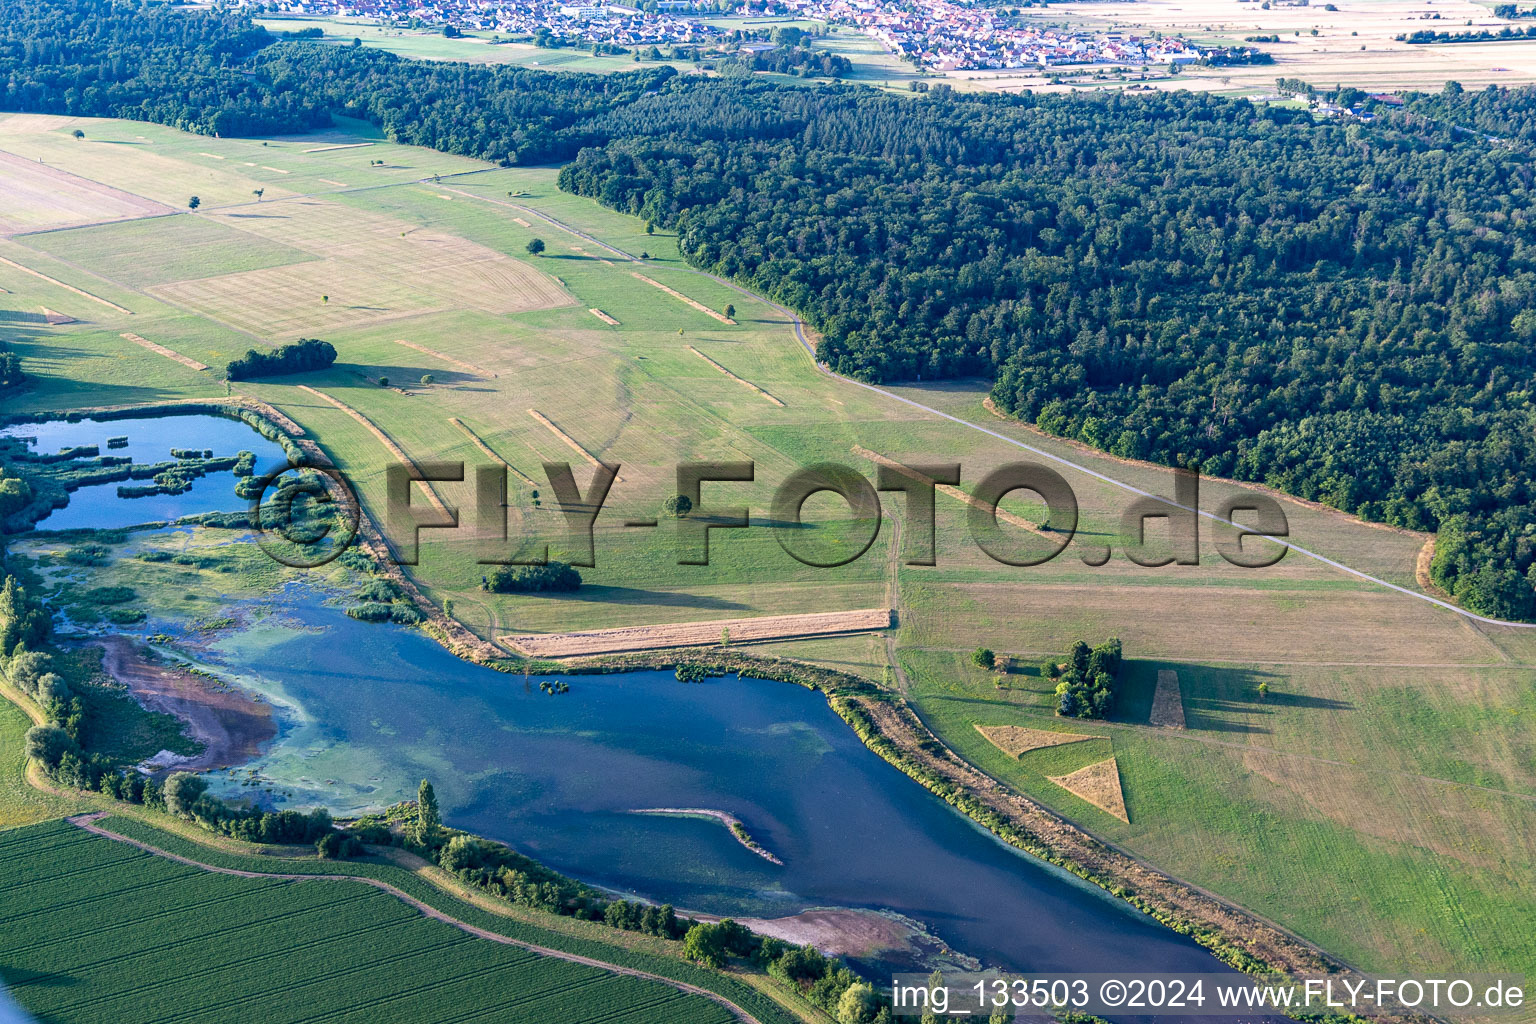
[265,0,1259,72]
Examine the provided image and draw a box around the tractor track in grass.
[66,812,765,1024]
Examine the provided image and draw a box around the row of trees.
[225,338,337,381]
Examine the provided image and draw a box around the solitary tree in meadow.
[253,188,264,202]
[420,373,434,385]
[724,303,736,319]
[526,237,546,256]
[71,129,84,140]
[187,196,200,210]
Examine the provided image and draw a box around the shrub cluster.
[1052,638,1123,719]
[225,338,336,381]
[482,561,581,593]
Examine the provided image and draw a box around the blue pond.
[0,414,289,530]
[201,593,1252,996]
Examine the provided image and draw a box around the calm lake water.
[0,414,289,530]
[195,591,1251,993]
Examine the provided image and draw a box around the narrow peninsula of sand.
[629,807,783,865]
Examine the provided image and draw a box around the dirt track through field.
[296,385,453,517]
[303,142,375,154]
[396,339,495,378]
[501,608,891,657]
[631,272,736,324]
[526,408,622,481]
[0,254,132,313]
[121,332,208,371]
[66,813,763,1024]
[852,446,1048,536]
[688,346,784,406]
[589,308,620,325]
[449,416,538,486]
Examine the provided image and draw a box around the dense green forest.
[4,0,1536,618]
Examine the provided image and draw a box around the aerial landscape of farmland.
[2,0,1535,1022]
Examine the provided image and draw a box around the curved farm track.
[66,812,766,1024]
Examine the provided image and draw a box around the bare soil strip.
[121,331,209,371]
[688,346,784,407]
[296,385,453,517]
[851,446,1047,536]
[449,416,538,486]
[629,808,783,865]
[513,217,532,227]
[41,307,75,325]
[1048,757,1129,823]
[303,142,375,153]
[1149,669,1186,729]
[0,254,133,313]
[975,724,1098,758]
[631,272,736,324]
[500,608,891,658]
[526,408,621,481]
[318,178,348,188]
[396,339,495,378]
[196,152,225,160]
[589,308,620,325]
[66,813,763,1024]
[260,166,290,174]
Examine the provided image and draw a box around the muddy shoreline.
[91,634,276,773]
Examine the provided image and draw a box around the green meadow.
[2,113,1533,995]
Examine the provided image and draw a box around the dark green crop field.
[0,820,738,1024]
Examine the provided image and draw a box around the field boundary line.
[395,339,495,378]
[303,142,375,153]
[295,385,453,517]
[526,408,622,481]
[449,417,537,486]
[121,332,209,371]
[65,813,765,1024]
[852,445,1048,537]
[0,254,132,313]
[688,346,784,406]
[631,272,736,324]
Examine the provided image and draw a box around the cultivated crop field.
[2,114,1534,993]
[0,820,739,1024]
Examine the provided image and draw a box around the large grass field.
[0,819,753,1024]
[2,112,1533,994]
